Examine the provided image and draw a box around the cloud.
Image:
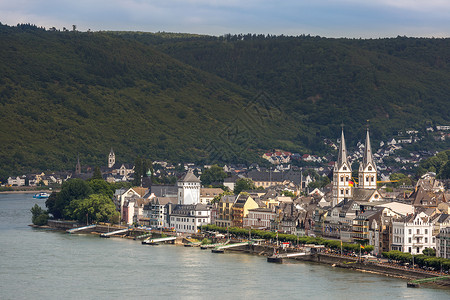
[0,0,449,37]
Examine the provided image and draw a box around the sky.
[1,0,449,38]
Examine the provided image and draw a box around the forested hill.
[1,24,449,177]
[120,32,450,141]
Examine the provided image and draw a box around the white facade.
[391,213,435,254]
[169,205,211,234]
[332,128,353,207]
[437,227,450,258]
[177,170,201,205]
[7,176,26,186]
[108,148,115,168]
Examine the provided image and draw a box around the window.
[408,247,411,253]
[409,229,412,234]
[343,166,347,170]
[371,177,374,182]
[425,229,428,234]
[340,189,344,195]
[425,237,428,243]
[408,237,411,243]
[368,166,372,171]
[366,176,369,182]
[340,176,344,182]
[417,229,420,234]
[345,189,349,195]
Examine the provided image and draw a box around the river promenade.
[2,193,450,299]
[45,218,450,287]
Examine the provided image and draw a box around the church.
[332,126,382,207]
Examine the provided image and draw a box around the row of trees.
[382,250,450,271]
[202,225,374,252]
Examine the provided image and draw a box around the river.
[1,193,449,299]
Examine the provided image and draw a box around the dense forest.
[0,24,449,178]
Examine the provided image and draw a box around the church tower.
[108,148,115,168]
[332,127,353,206]
[358,126,377,189]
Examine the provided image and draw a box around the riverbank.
[38,220,449,289]
[0,187,59,194]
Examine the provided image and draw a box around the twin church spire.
[333,124,377,206]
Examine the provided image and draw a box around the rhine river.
[1,193,450,299]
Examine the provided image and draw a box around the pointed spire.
[363,123,375,167]
[110,147,114,155]
[337,125,348,168]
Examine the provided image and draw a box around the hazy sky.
[1,0,449,37]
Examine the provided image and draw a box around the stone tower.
[108,148,115,168]
[332,127,353,206]
[359,127,377,189]
[177,169,201,205]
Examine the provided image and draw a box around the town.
[14,124,448,269]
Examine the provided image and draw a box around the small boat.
[33,192,50,199]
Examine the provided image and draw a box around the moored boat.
[33,192,50,199]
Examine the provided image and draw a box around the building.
[169,204,211,233]
[7,176,26,186]
[391,213,436,254]
[177,170,201,205]
[215,195,237,228]
[243,208,276,229]
[231,193,260,227]
[358,127,377,189]
[436,227,450,258]
[143,197,177,228]
[332,128,353,207]
[200,188,224,204]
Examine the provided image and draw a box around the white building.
[177,170,201,205]
[169,204,211,233]
[391,212,436,254]
[436,227,450,258]
[7,176,26,186]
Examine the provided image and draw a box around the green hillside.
[0,24,299,178]
[1,24,449,178]
[125,33,450,142]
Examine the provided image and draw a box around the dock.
[142,236,177,245]
[211,241,252,253]
[100,228,129,238]
[267,252,308,263]
[200,240,230,250]
[66,225,97,234]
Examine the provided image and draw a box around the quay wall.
[223,244,442,281]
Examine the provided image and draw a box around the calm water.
[1,194,449,300]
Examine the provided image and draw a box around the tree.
[211,191,234,204]
[30,204,48,226]
[233,178,255,194]
[66,194,119,224]
[438,160,450,179]
[200,165,227,186]
[46,179,93,219]
[88,179,114,198]
[91,166,103,180]
[389,173,412,187]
